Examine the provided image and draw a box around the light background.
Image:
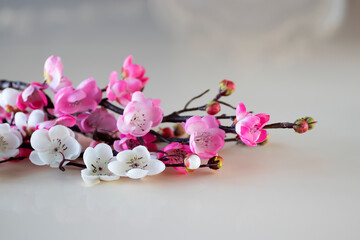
[0,1,359,239]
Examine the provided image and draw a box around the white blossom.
[108,145,165,179]
[15,110,45,136]
[0,123,22,159]
[29,125,81,168]
[81,143,120,185]
[0,88,21,110]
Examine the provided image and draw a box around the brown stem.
[0,79,29,90]
[99,98,124,115]
[263,122,295,129]
[184,89,210,109]
[217,100,236,110]
[67,162,86,168]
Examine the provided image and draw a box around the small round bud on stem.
[160,127,174,138]
[206,101,221,115]
[304,116,316,130]
[174,123,186,137]
[184,154,201,171]
[219,79,235,96]
[293,119,309,134]
[208,156,224,170]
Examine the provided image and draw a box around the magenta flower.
[44,56,72,92]
[54,78,102,115]
[121,55,149,86]
[159,142,192,174]
[106,71,143,106]
[235,102,269,146]
[17,82,48,110]
[117,92,163,137]
[184,115,225,159]
[38,114,76,130]
[113,133,157,152]
[77,108,117,133]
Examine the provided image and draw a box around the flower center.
[52,138,68,154]
[91,158,110,175]
[126,155,147,170]
[130,113,147,131]
[194,131,212,148]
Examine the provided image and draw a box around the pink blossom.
[184,115,225,159]
[17,82,48,110]
[38,114,76,130]
[121,55,149,86]
[44,56,72,92]
[117,92,163,137]
[113,133,157,152]
[54,78,102,115]
[158,142,192,174]
[106,71,143,106]
[235,102,269,146]
[77,108,117,133]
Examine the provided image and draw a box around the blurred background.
[1,1,359,239]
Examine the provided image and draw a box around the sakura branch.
[0,55,316,185]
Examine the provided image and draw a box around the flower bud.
[206,101,221,115]
[184,154,201,170]
[174,123,185,137]
[160,127,174,138]
[208,156,224,170]
[304,116,316,130]
[219,79,235,96]
[293,119,308,134]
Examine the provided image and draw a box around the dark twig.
[184,89,210,109]
[149,130,171,143]
[217,100,236,110]
[99,98,124,115]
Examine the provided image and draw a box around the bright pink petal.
[256,129,268,143]
[202,115,219,128]
[236,102,248,121]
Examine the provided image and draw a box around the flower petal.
[108,160,129,176]
[202,115,219,128]
[48,125,71,140]
[27,110,45,128]
[30,129,52,151]
[0,123,10,133]
[145,159,165,176]
[83,146,97,169]
[99,174,120,182]
[81,169,100,185]
[61,136,81,160]
[2,132,22,149]
[94,143,113,161]
[14,112,27,129]
[29,151,46,166]
[38,150,63,164]
[132,145,150,162]
[126,168,148,179]
[116,149,136,163]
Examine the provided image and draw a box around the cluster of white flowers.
[27,125,166,185]
[82,144,166,185]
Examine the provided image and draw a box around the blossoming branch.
[0,55,316,185]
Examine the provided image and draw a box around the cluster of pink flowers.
[0,54,315,184]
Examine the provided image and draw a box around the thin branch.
[217,100,236,110]
[99,98,124,115]
[184,89,210,109]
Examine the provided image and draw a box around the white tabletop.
[0,1,359,239]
